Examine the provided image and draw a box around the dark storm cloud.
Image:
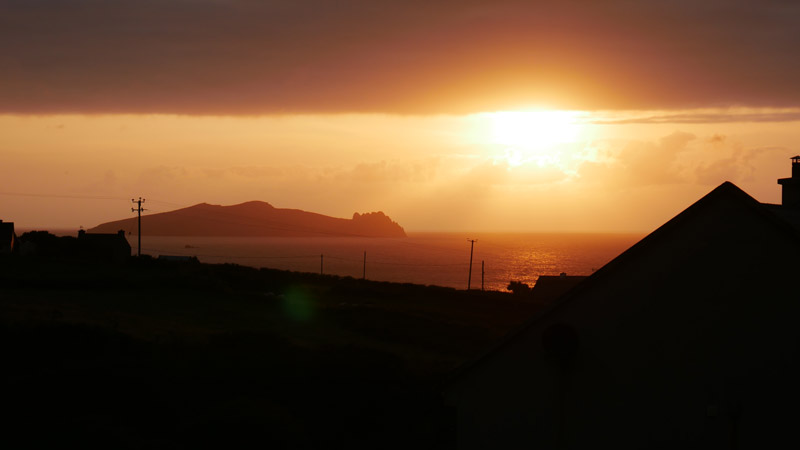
[2,0,800,114]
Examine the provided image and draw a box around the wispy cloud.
[590,109,800,125]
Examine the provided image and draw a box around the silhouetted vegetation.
[16,230,129,263]
[17,230,79,258]
[507,280,532,295]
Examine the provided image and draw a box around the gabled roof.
[78,230,131,251]
[447,181,800,384]
[79,232,126,242]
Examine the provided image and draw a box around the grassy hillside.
[0,256,541,448]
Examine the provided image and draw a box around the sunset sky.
[2,0,800,232]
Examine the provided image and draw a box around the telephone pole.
[131,197,146,256]
[481,260,485,291]
[467,239,477,290]
[363,251,367,280]
[320,254,324,275]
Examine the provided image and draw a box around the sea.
[125,233,643,291]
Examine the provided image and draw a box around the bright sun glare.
[488,110,584,167]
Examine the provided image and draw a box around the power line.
[369,260,469,267]
[139,246,470,267]
[0,191,129,201]
[136,244,528,290]
[140,248,321,259]
[145,198,192,209]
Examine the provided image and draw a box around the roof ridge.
[444,181,800,386]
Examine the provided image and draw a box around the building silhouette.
[531,273,587,304]
[76,229,131,263]
[446,158,800,449]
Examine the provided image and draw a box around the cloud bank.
[3,0,800,114]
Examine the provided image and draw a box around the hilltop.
[88,201,406,237]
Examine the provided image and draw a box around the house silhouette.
[77,229,131,263]
[531,273,587,304]
[445,158,800,449]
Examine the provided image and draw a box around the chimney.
[777,156,800,208]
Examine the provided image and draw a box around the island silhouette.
[88,201,406,237]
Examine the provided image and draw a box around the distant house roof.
[78,229,127,242]
[531,274,587,304]
[77,229,131,262]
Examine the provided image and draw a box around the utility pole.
[320,254,324,276]
[363,251,366,280]
[467,239,477,290]
[481,260,485,291]
[131,197,146,257]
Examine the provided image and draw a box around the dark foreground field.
[0,256,541,449]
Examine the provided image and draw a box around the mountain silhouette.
[88,201,407,237]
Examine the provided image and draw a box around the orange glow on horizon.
[1,110,798,233]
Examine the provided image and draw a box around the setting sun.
[487,110,584,166]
